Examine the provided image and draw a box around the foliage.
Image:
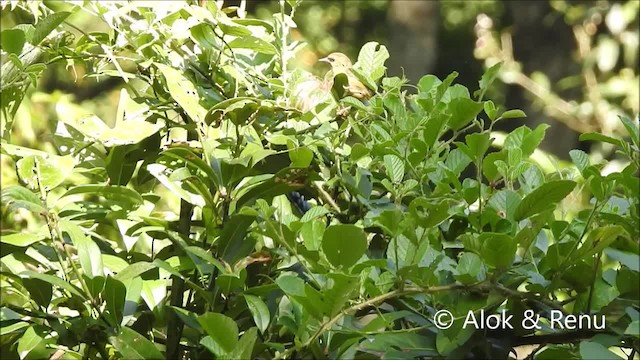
[1,1,639,359]
[475,0,639,139]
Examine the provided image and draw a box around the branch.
[298,284,469,355]
[274,281,573,359]
[313,181,341,213]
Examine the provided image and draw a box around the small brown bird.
[291,52,373,113]
[319,52,372,100]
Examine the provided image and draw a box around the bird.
[318,52,372,100]
[291,52,373,113]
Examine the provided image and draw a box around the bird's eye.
[328,57,335,62]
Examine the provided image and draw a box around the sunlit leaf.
[198,312,238,356]
[109,327,163,360]
[514,180,576,221]
[322,224,367,268]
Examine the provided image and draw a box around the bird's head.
[318,52,353,73]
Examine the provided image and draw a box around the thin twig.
[313,181,341,213]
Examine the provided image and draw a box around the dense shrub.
[1,1,638,359]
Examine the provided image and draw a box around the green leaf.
[17,154,76,191]
[1,29,26,55]
[350,143,370,161]
[105,145,136,186]
[300,219,325,251]
[13,24,35,43]
[113,262,155,282]
[514,180,576,221]
[444,84,471,101]
[20,270,87,300]
[244,295,270,334]
[579,341,623,360]
[109,327,163,360]
[217,15,252,36]
[17,325,53,360]
[575,225,625,262]
[228,36,277,54]
[354,41,389,83]
[447,98,483,131]
[569,149,590,174]
[462,132,492,160]
[322,224,367,268]
[436,325,474,356]
[519,163,544,192]
[417,74,442,94]
[521,124,549,156]
[1,321,29,336]
[22,278,52,308]
[324,273,360,315]
[227,327,258,360]
[299,206,329,223]
[605,248,640,272]
[98,119,162,147]
[62,185,143,210]
[504,126,527,150]
[455,253,485,284]
[60,221,104,278]
[140,279,166,311]
[408,198,451,228]
[85,275,106,300]
[123,277,142,323]
[475,62,502,100]
[361,333,437,358]
[1,185,45,213]
[373,209,404,236]
[340,95,367,111]
[487,190,522,220]
[537,347,580,360]
[184,246,225,273]
[31,12,71,44]
[498,109,526,120]
[383,93,406,120]
[25,63,46,74]
[576,277,619,312]
[156,63,207,123]
[104,276,126,327]
[58,114,109,140]
[484,100,498,121]
[197,312,239,355]
[383,154,404,183]
[480,233,516,269]
[102,255,129,274]
[152,258,210,301]
[579,133,623,147]
[218,214,256,264]
[482,151,506,181]
[240,143,276,167]
[437,72,459,102]
[625,320,640,335]
[170,306,202,331]
[0,232,44,247]
[619,115,639,147]
[289,147,313,168]
[330,72,350,98]
[275,275,328,319]
[147,164,206,207]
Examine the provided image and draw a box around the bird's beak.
[318,57,330,63]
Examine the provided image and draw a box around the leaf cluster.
[1,1,638,359]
